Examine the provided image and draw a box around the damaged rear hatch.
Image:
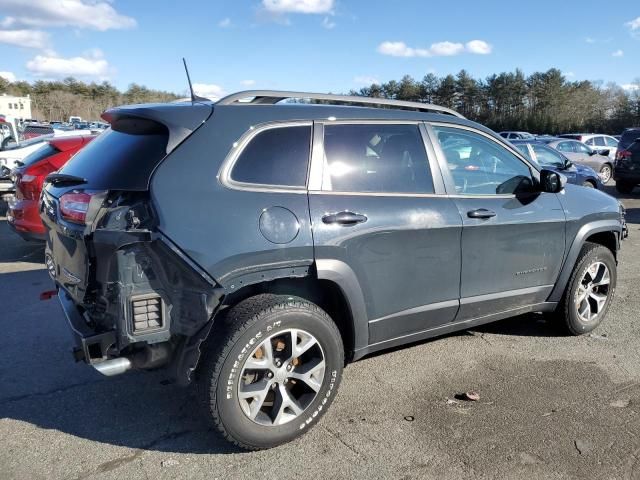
[41,101,212,305]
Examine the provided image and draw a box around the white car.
[558,134,618,160]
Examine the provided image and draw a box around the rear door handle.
[467,208,496,219]
[322,211,368,225]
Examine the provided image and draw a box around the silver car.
[541,138,614,183]
[558,134,618,160]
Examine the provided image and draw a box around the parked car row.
[6,134,96,241]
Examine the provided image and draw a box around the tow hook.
[40,290,58,300]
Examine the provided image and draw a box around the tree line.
[0,76,179,122]
[1,69,638,133]
[350,69,640,135]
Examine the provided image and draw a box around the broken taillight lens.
[59,192,93,224]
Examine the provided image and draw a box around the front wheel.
[198,294,344,450]
[556,243,616,335]
[599,164,613,184]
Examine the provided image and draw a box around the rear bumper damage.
[52,234,225,384]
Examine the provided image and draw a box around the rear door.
[429,124,566,320]
[307,121,462,345]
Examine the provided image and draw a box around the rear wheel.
[599,164,613,184]
[581,180,595,188]
[556,243,616,335]
[615,181,635,194]
[198,294,344,450]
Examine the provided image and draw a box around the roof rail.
[215,90,465,118]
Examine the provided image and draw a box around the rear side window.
[59,128,168,190]
[322,124,434,194]
[231,125,311,187]
[621,130,640,149]
[556,142,574,153]
[593,137,606,147]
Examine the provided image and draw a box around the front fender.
[548,219,622,302]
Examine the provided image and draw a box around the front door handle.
[467,208,496,219]
[322,211,368,225]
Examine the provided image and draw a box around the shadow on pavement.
[0,268,239,456]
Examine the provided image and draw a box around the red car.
[7,135,96,241]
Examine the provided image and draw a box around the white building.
[0,94,32,120]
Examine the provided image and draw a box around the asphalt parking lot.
[1,186,640,480]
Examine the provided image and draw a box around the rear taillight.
[616,149,632,162]
[17,160,59,200]
[59,192,93,224]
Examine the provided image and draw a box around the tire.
[616,181,635,194]
[599,164,613,184]
[556,242,616,335]
[198,294,344,450]
[581,180,595,188]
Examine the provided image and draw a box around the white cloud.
[218,17,232,28]
[585,37,596,44]
[378,39,492,58]
[354,75,380,86]
[193,83,226,101]
[321,16,335,29]
[626,16,640,31]
[0,71,16,82]
[0,28,49,48]
[622,84,639,92]
[262,0,334,14]
[612,49,624,57]
[429,41,465,56]
[241,79,256,87]
[26,52,110,78]
[465,40,492,55]
[0,0,136,31]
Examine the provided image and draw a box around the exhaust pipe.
[92,357,132,377]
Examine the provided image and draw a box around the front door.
[308,121,463,345]
[429,124,566,320]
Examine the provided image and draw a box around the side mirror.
[540,169,566,193]
[598,149,610,157]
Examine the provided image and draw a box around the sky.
[0,0,639,99]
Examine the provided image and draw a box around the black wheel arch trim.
[315,259,369,352]
[548,219,622,303]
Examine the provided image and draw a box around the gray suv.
[40,91,627,450]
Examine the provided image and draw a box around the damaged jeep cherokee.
[41,91,627,450]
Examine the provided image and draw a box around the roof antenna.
[183,58,207,102]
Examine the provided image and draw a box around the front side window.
[321,124,434,194]
[231,125,311,187]
[574,142,592,154]
[434,126,533,195]
[585,138,595,146]
[593,136,606,147]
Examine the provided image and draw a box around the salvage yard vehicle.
[7,134,96,241]
[41,91,627,450]
[511,140,603,189]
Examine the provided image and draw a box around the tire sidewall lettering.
[226,319,281,400]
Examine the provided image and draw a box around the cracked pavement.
[1,185,640,480]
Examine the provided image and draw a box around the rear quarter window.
[58,128,168,190]
[230,125,311,188]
